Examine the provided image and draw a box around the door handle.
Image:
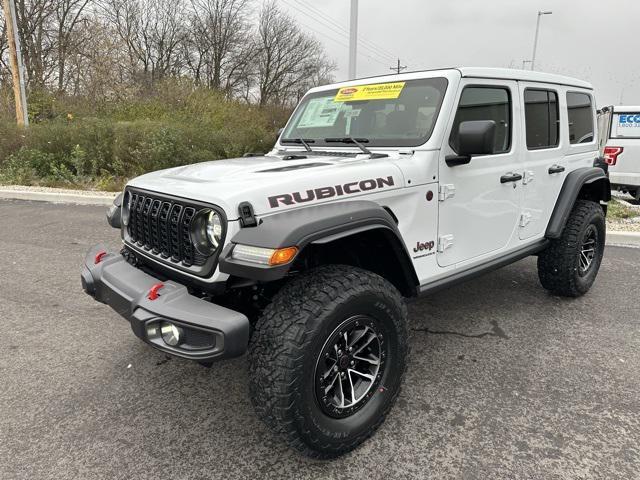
[500,172,523,184]
[548,165,565,174]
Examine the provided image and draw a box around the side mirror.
[277,127,285,136]
[446,120,497,167]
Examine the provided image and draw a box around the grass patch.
[607,199,638,220]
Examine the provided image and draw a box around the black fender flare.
[219,200,418,291]
[546,167,611,239]
[106,192,123,229]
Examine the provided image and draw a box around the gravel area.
[607,218,640,232]
[0,184,118,197]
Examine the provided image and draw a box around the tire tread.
[248,265,408,458]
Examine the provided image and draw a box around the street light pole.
[348,0,358,80]
[531,10,552,71]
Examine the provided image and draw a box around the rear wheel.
[538,200,606,297]
[248,265,408,458]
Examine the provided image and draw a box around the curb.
[606,231,640,248]
[0,188,117,206]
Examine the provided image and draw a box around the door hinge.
[519,211,532,227]
[523,170,535,185]
[438,184,456,202]
[437,235,454,253]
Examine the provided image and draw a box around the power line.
[280,0,395,60]
[291,0,426,68]
[289,16,390,69]
[292,0,397,60]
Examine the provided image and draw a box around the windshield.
[282,77,448,148]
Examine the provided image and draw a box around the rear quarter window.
[567,92,595,144]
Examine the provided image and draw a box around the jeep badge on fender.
[82,68,610,459]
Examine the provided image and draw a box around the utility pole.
[1,0,28,126]
[531,10,552,71]
[522,60,532,70]
[348,0,358,80]
[390,58,407,75]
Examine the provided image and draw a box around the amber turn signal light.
[269,247,298,266]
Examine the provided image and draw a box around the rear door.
[518,85,564,240]
[437,80,523,267]
[519,88,597,240]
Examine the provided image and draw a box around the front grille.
[127,191,206,267]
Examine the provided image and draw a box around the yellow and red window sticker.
[334,82,406,102]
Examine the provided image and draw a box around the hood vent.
[259,162,330,173]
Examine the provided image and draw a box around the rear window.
[567,92,595,144]
[524,89,559,149]
[611,112,640,139]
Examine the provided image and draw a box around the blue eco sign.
[619,114,640,125]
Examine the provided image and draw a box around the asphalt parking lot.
[1,199,639,480]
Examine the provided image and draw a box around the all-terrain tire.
[248,265,409,458]
[538,199,606,297]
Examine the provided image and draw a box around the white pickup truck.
[599,105,640,200]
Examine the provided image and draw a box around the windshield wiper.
[324,137,372,155]
[281,138,315,152]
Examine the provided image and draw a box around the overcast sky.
[278,0,640,107]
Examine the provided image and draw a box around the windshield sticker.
[297,97,341,128]
[334,82,405,102]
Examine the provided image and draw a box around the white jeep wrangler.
[82,67,610,457]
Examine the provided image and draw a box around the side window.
[567,92,594,144]
[450,86,511,154]
[524,89,559,149]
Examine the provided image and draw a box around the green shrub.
[0,83,282,190]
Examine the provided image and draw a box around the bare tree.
[185,0,255,95]
[61,17,133,98]
[14,0,58,87]
[105,0,185,85]
[254,1,333,107]
[1,0,336,105]
[55,0,92,91]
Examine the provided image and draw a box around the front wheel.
[538,199,606,297]
[248,265,408,458]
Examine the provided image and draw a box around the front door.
[437,80,523,267]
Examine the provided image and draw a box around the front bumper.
[81,244,249,362]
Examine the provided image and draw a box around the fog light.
[160,322,183,347]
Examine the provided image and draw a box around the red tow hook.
[148,283,165,301]
[94,251,107,264]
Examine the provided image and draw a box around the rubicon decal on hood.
[268,176,395,208]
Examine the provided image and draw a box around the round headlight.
[206,211,223,249]
[121,191,131,227]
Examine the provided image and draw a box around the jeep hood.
[127,153,405,218]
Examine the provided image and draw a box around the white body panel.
[606,107,640,189]
[437,78,523,266]
[127,67,599,287]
